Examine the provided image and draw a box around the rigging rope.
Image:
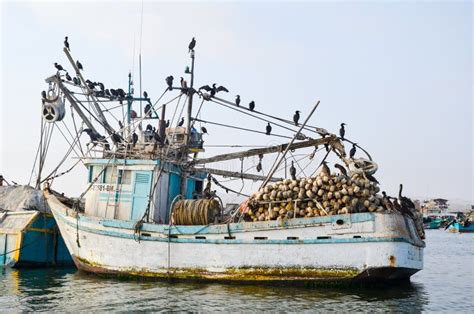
[193,118,292,139]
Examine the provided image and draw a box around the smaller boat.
[0,184,73,267]
[446,212,474,233]
[423,218,442,230]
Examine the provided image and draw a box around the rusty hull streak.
[72,255,360,282]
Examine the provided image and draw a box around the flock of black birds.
[54,36,368,180]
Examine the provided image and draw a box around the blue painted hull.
[447,222,474,233]
[0,211,73,268]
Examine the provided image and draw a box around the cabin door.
[131,171,153,221]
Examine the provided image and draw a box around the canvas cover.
[0,185,50,213]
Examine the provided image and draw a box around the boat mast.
[127,72,133,137]
[186,50,195,147]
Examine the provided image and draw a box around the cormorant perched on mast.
[144,104,151,117]
[64,36,70,50]
[180,77,188,93]
[293,110,300,126]
[132,132,138,146]
[41,90,47,99]
[178,117,185,127]
[349,143,357,158]
[339,123,346,140]
[188,37,196,52]
[143,91,148,98]
[54,63,64,72]
[199,83,229,96]
[266,123,272,135]
[235,95,240,106]
[249,101,255,111]
[201,126,208,135]
[65,72,72,81]
[289,161,297,180]
[76,60,83,71]
[165,75,174,91]
[73,77,80,85]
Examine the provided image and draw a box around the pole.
[139,54,142,120]
[127,72,133,138]
[186,50,195,146]
[260,100,321,189]
[62,48,115,136]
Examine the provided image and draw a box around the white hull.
[47,193,424,282]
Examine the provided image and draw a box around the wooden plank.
[191,167,283,182]
[189,135,336,166]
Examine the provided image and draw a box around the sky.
[1,0,472,206]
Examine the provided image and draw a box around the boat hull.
[0,211,73,268]
[47,193,424,282]
[447,222,474,233]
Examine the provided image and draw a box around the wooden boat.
[37,38,425,283]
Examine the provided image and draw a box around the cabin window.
[104,167,117,184]
[90,166,105,183]
[118,170,132,185]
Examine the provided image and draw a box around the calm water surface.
[1,231,472,312]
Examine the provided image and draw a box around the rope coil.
[171,199,221,225]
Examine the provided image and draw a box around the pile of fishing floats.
[245,173,388,222]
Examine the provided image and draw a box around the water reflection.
[2,231,473,312]
[1,268,429,312]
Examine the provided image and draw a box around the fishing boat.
[0,185,73,267]
[446,211,474,233]
[39,39,425,283]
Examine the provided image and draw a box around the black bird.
[366,173,379,184]
[199,83,228,96]
[41,90,47,99]
[105,89,111,96]
[76,60,83,70]
[334,163,348,177]
[399,184,415,209]
[249,101,255,111]
[188,37,196,52]
[256,161,262,172]
[293,110,300,126]
[97,82,104,91]
[65,72,72,81]
[82,128,103,142]
[180,77,188,92]
[54,63,64,71]
[166,75,174,90]
[143,91,148,98]
[321,161,331,176]
[152,130,161,143]
[111,132,123,144]
[178,117,185,127]
[73,77,80,85]
[110,89,117,97]
[289,161,297,180]
[165,120,170,128]
[118,120,124,129]
[349,143,357,159]
[321,134,329,152]
[339,123,346,140]
[87,82,95,90]
[64,36,70,50]
[132,132,138,146]
[235,95,240,106]
[146,124,153,131]
[116,88,126,98]
[144,104,151,117]
[266,123,272,135]
[201,126,208,135]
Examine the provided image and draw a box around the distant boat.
[446,211,474,233]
